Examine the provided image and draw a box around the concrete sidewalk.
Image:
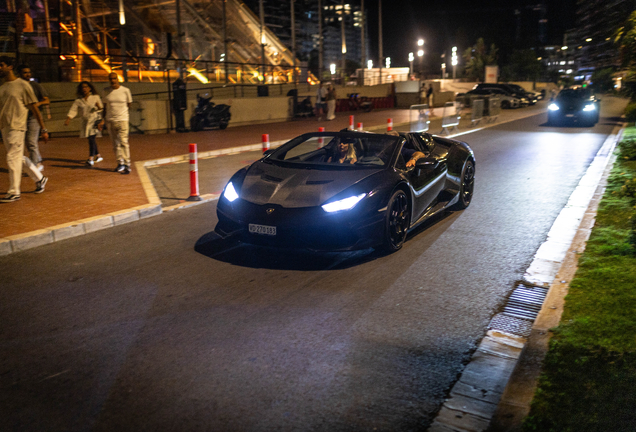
[0,103,547,255]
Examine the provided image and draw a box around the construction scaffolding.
[2,0,315,84]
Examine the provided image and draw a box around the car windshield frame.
[263,132,402,170]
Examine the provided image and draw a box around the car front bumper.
[215,198,386,251]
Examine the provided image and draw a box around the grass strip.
[522,126,636,432]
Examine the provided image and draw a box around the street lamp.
[451,46,458,80]
[441,62,446,79]
[408,52,414,78]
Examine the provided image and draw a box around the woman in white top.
[64,81,103,166]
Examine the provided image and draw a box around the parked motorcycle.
[348,93,373,112]
[190,94,231,131]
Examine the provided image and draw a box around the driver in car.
[387,131,426,168]
[328,138,358,164]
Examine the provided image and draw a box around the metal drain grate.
[488,283,550,337]
[489,313,534,338]
[503,283,549,321]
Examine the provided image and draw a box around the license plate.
[566,114,575,117]
[249,224,277,236]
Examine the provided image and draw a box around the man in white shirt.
[0,56,49,203]
[18,64,50,171]
[100,72,133,174]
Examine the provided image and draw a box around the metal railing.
[470,98,484,126]
[441,101,461,135]
[409,104,430,132]
[16,52,316,85]
[487,97,501,122]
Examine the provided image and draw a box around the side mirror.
[415,157,439,169]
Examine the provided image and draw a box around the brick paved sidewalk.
[0,108,413,239]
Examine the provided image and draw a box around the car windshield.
[558,89,591,100]
[266,133,400,169]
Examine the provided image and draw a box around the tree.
[505,50,542,82]
[614,11,636,68]
[462,38,498,82]
[591,68,615,93]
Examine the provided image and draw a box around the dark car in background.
[547,88,600,127]
[474,83,533,106]
[215,131,475,253]
[457,88,521,109]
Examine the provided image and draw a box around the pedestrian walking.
[0,56,49,203]
[326,83,337,121]
[427,84,434,107]
[99,72,132,174]
[64,81,104,166]
[17,64,50,171]
[315,82,327,121]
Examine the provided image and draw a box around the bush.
[626,102,636,123]
[618,138,636,160]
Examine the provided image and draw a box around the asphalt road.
[0,98,625,432]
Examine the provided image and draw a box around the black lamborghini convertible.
[215,131,475,252]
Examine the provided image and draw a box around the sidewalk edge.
[428,123,625,432]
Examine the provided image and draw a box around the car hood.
[240,161,381,208]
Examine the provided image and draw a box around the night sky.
[363,0,578,69]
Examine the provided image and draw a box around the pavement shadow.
[194,209,456,271]
[194,230,382,271]
[44,157,113,172]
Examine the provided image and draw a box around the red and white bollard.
[357,122,363,131]
[262,134,270,153]
[187,143,202,202]
[349,115,354,130]
[318,127,325,147]
[387,118,393,132]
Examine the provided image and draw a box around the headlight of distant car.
[322,193,366,213]
[548,103,560,111]
[583,103,596,111]
[223,181,240,202]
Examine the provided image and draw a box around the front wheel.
[454,160,475,210]
[381,189,410,253]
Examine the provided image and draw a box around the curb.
[0,204,162,256]
[428,123,625,432]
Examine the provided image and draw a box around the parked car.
[215,131,475,253]
[547,88,601,127]
[474,83,532,106]
[457,88,520,109]
[504,83,539,104]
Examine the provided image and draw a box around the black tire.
[381,189,410,253]
[501,100,510,109]
[220,122,228,130]
[190,117,202,132]
[454,160,475,210]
